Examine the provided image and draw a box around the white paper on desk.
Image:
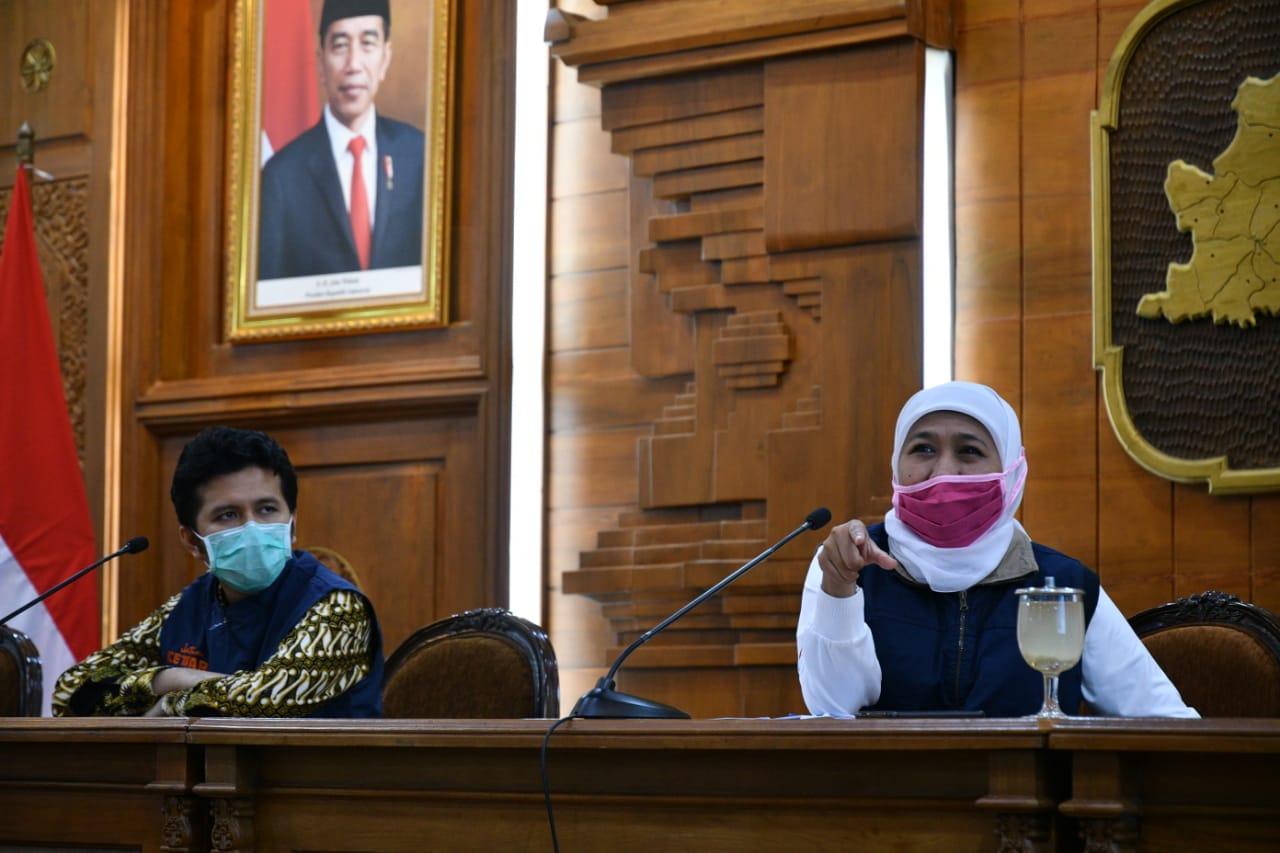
[711,713,859,720]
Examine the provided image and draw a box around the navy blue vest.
[159,551,383,717]
[860,523,1099,717]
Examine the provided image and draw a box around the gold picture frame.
[225,0,453,341]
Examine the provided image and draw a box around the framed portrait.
[224,0,453,341]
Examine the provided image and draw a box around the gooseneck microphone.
[0,536,150,626]
[571,507,832,719]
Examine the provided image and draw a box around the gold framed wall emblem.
[224,0,454,341]
[1092,0,1280,493]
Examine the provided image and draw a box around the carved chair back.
[0,624,42,716]
[1130,590,1280,717]
[382,607,559,718]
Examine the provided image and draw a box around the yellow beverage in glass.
[1015,579,1085,719]
[1017,598,1084,673]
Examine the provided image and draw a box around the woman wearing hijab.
[797,381,1197,717]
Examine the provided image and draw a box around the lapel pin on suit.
[384,155,394,191]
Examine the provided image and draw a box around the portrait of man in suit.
[257,0,425,282]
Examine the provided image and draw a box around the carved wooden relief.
[553,3,934,713]
[161,793,200,853]
[1079,816,1139,853]
[210,796,255,853]
[994,812,1051,853]
[1093,0,1280,492]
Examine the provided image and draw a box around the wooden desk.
[0,717,198,852]
[5,717,1279,852]
[186,717,1052,853]
[1050,718,1280,853]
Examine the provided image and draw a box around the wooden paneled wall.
[952,0,1280,619]
[547,0,1280,718]
[3,0,517,662]
[111,0,516,655]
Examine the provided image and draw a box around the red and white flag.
[260,0,320,162]
[0,165,98,715]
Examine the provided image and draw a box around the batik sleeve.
[52,593,182,716]
[158,589,374,717]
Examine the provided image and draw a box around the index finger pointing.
[863,537,898,570]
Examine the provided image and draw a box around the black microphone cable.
[540,712,576,853]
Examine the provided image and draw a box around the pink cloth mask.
[892,455,1026,548]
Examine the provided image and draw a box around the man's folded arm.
[159,589,375,717]
[52,594,181,716]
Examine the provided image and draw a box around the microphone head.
[805,507,832,530]
[123,536,150,555]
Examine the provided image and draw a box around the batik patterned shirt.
[52,588,374,717]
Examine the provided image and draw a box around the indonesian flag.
[260,0,320,163]
[0,165,98,715]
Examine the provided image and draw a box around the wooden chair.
[0,624,42,716]
[1130,590,1280,717]
[306,545,363,589]
[382,607,559,718]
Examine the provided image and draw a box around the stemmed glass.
[1015,577,1085,719]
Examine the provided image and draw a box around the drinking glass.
[1015,578,1085,719]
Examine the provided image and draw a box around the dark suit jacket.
[258,115,425,279]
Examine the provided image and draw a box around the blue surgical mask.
[196,520,294,595]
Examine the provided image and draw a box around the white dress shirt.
[323,104,379,227]
[796,552,1200,718]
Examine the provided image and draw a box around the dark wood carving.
[210,797,254,853]
[994,812,1051,853]
[1131,589,1280,650]
[1080,816,1139,853]
[161,793,200,853]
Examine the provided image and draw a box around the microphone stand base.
[571,686,691,719]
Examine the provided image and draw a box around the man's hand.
[151,666,227,697]
[816,519,899,598]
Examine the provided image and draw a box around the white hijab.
[882,381,1028,592]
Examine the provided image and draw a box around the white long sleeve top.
[796,551,1199,718]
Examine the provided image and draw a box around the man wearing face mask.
[796,381,1197,718]
[53,426,383,718]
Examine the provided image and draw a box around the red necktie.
[348,136,371,270]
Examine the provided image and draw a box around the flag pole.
[16,122,34,167]
[2,118,101,713]
[16,123,53,183]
